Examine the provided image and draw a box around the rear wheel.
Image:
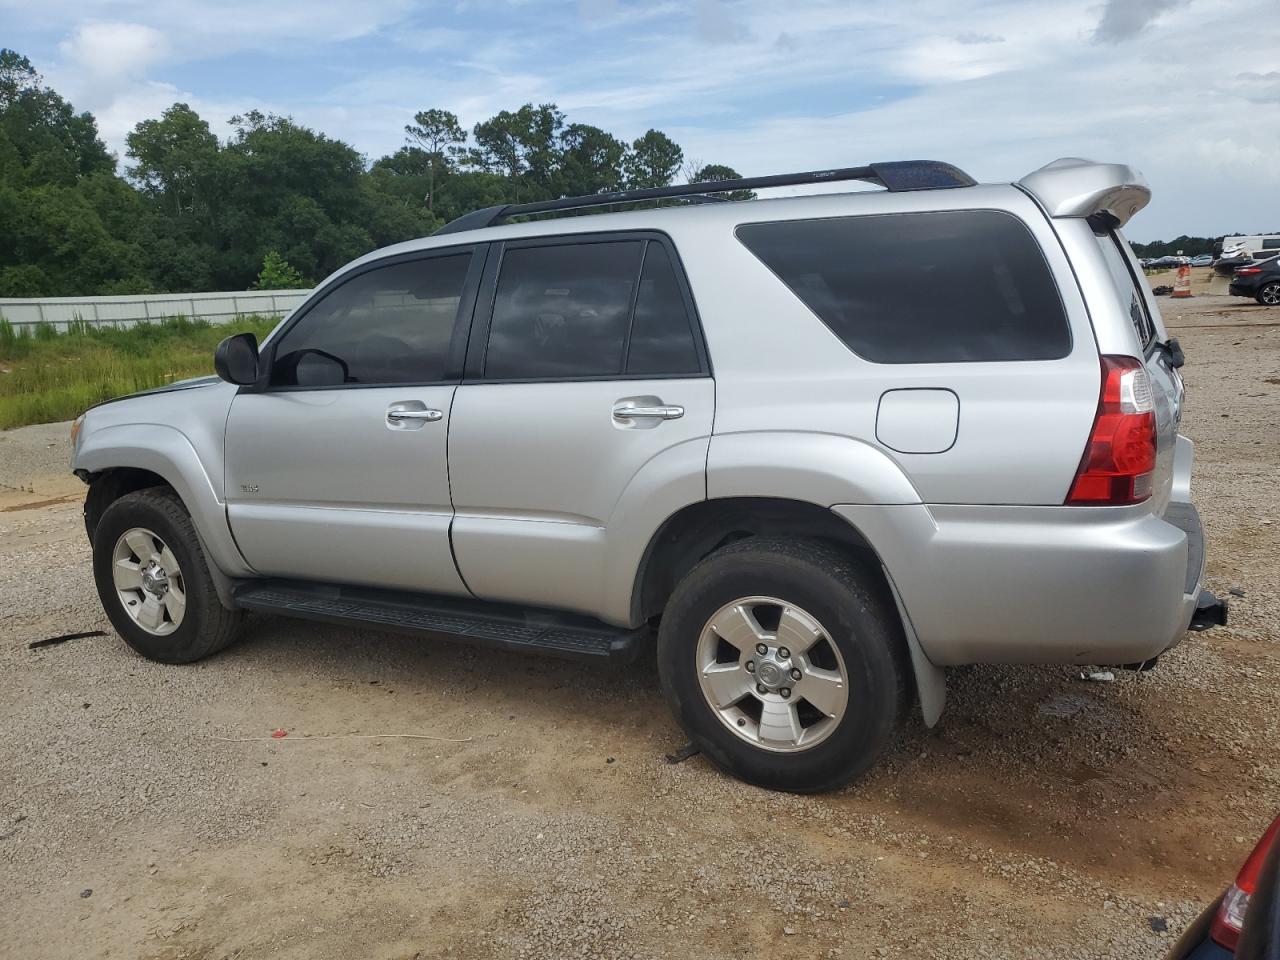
[657,537,909,792]
[1257,282,1280,306]
[92,488,244,663]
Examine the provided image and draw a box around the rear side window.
[625,244,701,375]
[1095,231,1157,349]
[482,238,702,380]
[736,210,1071,363]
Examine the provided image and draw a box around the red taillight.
[1236,267,1262,276]
[1066,356,1157,506]
[1210,815,1280,951]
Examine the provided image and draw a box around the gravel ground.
[1,292,1277,960]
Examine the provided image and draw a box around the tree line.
[0,49,745,296]
[4,47,1258,298]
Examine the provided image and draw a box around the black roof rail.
[433,160,975,235]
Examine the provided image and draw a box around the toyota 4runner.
[71,157,1227,792]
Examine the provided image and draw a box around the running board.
[232,580,647,662]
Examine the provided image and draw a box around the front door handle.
[612,397,685,426]
[387,401,443,429]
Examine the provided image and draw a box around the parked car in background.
[70,157,1226,792]
[1219,234,1280,261]
[1166,814,1280,958]
[1229,256,1280,305]
[1151,255,1190,269]
[1190,254,1214,267]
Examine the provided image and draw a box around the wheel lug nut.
[780,687,791,699]
[778,647,790,659]
[745,660,755,673]
[755,643,768,656]
[756,683,768,695]
[790,668,802,681]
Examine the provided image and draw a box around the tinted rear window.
[484,241,642,379]
[736,210,1070,363]
[625,244,701,376]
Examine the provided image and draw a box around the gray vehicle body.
[72,158,1208,725]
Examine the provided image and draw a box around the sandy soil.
[0,291,1277,960]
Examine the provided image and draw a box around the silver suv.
[71,158,1226,792]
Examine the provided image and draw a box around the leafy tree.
[0,49,717,296]
[0,49,113,186]
[126,103,220,218]
[1129,235,1217,258]
[251,250,307,289]
[623,129,683,189]
[689,163,755,201]
[557,123,626,196]
[0,49,140,295]
[403,108,465,212]
[469,103,565,199]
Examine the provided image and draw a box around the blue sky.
[3,0,1279,241]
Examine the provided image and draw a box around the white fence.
[0,289,313,331]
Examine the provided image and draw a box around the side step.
[233,580,648,663]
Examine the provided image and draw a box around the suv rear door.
[447,232,713,619]
[224,246,483,593]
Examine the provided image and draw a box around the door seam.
[445,383,477,598]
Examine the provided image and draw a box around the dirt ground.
[1,286,1277,960]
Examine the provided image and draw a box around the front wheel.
[92,487,244,664]
[1257,282,1280,306]
[657,538,910,793]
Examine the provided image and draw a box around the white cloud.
[58,22,169,85]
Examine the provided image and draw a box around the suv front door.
[448,234,714,621]
[224,247,483,593]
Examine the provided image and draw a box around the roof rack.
[433,160,975,235]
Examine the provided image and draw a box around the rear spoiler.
[1015,158,1150,228]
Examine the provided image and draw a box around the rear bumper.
[1228,280,1257,297]
[834,440,1217,665]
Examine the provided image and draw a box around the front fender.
[74,423,253,577]
[707,432,921,505]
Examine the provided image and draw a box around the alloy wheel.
[111,527,186,636]
[695,596,849,752]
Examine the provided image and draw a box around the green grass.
[0,314,282,430]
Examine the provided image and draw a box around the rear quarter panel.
[674,186,1102,506]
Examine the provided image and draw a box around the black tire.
[92,487,245,664]
[1257,282,1280,306]
[657,537,910,793]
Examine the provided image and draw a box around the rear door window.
[481,237,703,380]
[484,241,641,379]
[736,210,1071,363]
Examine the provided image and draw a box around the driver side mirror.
[215,333,260,386]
